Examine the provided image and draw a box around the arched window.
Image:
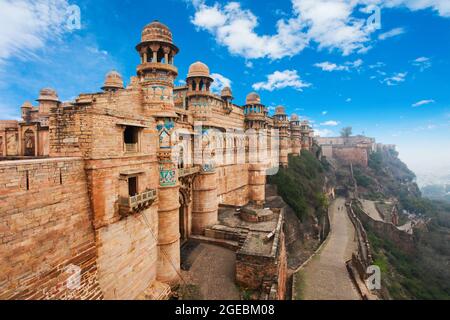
[157,47,165,63]
[199,79,204,91]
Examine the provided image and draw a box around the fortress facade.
[0,21,313,300]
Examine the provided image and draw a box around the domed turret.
[246,92,261,105]
[135,20,179,118]
[37,88,59,103]
[275,106,286,115]
[136,20,179,77]
[36,88,59,114]
[290,114,299,121]
[21,101,33,109]
[186,61,214,93]
[221,87,233,100]
[102,70,124,92]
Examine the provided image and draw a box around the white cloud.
[191,1,450,60]
[378,27,406,40]
[382,72,407,86]
[412,56,432,71]
[321,120,340,126]
[369,61,385,69]
[0,0,74,64]
[322,110,328,115]
[314,61,348,72]
[210,73,232,93]
[346,98,352,102]
[252,70,311,91]
[314,128,334,137]
[363,0,450,18]
[412,99,435,107]
[314,59,363,72]
[191,2,308,59]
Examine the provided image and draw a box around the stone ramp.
[360,199,384,222]
[295,198,360,300]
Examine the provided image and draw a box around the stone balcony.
[119,189,157,217]
[178,166,201,178]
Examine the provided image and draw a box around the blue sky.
[0,0,449,180]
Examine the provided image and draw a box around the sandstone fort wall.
[0,158,102,299]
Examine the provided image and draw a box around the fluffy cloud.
[314,59,363,72]
[382,72,407,86]
[210,73,232,93]
[412,99,435,107]
[320,120,340,126]
[0,0,75,64]
[378,27,406,40]
[252,70,311,91]
[190,0,450,60]
[191,2,308,59]
[362,0,450,17]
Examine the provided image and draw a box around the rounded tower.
[273,106,289,167]
[136,20,179,118]
[301,120,313,151]
[244,92,267,130]
[137,21,180,285]
[244,92,268,207]
[290,114,301,156]
[186,61,214,121]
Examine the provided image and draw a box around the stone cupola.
[244,92,267,130]
[136,20,179,118]
[221,87,233,101]
[36,88,60,114]
[102,70,124,92]
[186,61,214,94]
[135,20,179,79]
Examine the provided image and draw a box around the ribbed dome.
[290,114,299,121]
[221,86,233,98]
[246,92,261,105]
[275,106,286,115]
[37,88,59,102]
[187,61,211,78]
[102,70,124,90]
[141,20,173,43]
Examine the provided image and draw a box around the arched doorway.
[24,129,35,156]
[179,189,189,244]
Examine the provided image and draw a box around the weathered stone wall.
[49,105,92,158]
[333,146,369,167]
[217,164,250,207]
[353,202,414,254]
[0,158,102,300]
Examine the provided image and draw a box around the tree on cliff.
[340,126,353,138]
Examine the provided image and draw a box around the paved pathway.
[360,199,384,222]
[298,198,360,300]
[181,243,240,300]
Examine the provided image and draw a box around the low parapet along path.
[296,198,360,300]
